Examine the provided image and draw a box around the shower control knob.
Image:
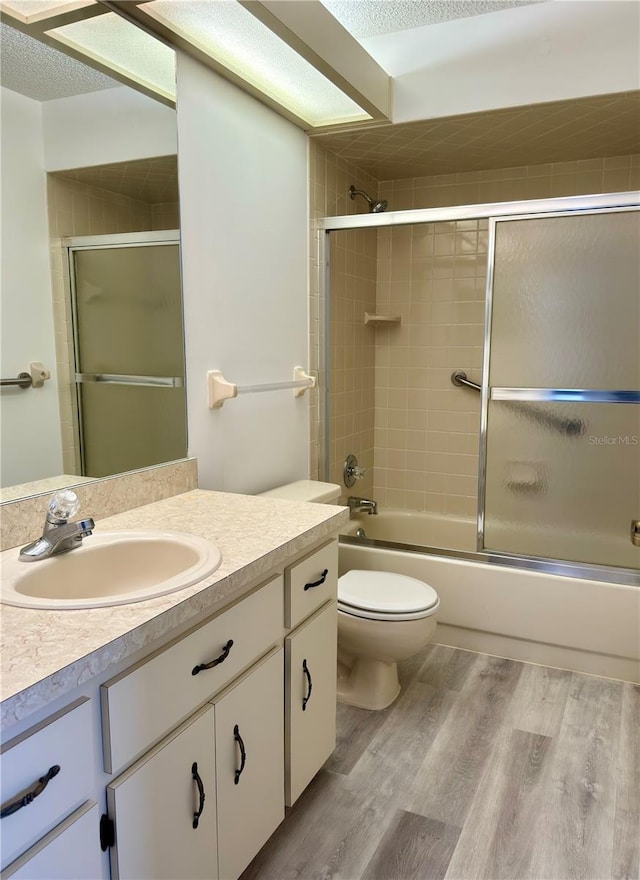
[344,454,366,488]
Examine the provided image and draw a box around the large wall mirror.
[0,18,187,503]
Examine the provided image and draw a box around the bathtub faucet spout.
[348,496,378,516]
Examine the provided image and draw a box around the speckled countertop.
[0,489,348,731]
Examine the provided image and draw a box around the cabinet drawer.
[2,802,102,880]
[285,541,338,629]
[285,602,337,806]
[102,575,283,774]
[0,699,94,870]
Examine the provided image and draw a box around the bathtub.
[340,509,640,683]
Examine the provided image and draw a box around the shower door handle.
[631,521,640,547]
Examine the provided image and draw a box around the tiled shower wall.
[373,221,486,516]
[308,140,378,500]
[377,154,640,211]
[47,174,179,474]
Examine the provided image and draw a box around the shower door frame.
[65,229,184,477]
[317,190,640,585]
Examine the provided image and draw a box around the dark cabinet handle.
[304,569,328,591]
[192,639,234,676]
[191,762,205,829]
[302,659,313,711]
[1,765,60,819]
[233,724,246,785]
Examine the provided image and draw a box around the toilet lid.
[338,570,439,615]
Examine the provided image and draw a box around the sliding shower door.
[482,209,640,570]
[70,234,187,478]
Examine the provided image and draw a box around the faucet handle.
[48,490,79,523]
[344,454,367,488]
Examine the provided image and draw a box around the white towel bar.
[207,367,316,409]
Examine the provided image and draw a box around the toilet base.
[337,656,401,710]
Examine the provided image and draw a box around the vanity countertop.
[0,489,348,731]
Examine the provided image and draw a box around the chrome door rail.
[491,388,640,403]
[75,373,183,388]
[318,192,639,231]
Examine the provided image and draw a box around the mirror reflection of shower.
[349,184,388,213]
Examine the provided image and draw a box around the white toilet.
[337,569,439,710]
[260,480,440,711]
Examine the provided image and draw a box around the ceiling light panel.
[141,0,371,127]
[0,1,95,24]
[46,11,176,100]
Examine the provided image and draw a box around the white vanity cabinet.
[284,541,338,806]
[106,648,284,880]
[1,534,342,880]
[0,698,96,873]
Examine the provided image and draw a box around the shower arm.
[349,185,388,213]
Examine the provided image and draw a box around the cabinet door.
[107,704,217,880]
[215,649,284,880]
[2,802,102,880]
[285,602,337,806]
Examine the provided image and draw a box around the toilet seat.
[338,570,439,622]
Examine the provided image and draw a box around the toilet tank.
[259,480,341,504]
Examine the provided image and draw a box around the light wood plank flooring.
[241,644,639,880]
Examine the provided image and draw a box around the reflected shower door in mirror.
[70,233,186,478]
[482,208,640,571]
[0,20,184,499]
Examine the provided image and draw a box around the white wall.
[43,86,177,171]
[362,1,640,122]
[176,53,309,494]
[1,88,64,486]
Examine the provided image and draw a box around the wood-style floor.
[241,644,640,880]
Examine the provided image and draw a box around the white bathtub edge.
[435,624,640,684]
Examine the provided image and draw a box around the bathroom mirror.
[0,21,187,501]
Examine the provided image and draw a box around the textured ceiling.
[311,91,640,179]
[319,0,541,38]
[0,21,118,101]
[52,155,179,203]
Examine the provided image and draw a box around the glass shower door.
[482,209,640,570]
[71,238,187,478]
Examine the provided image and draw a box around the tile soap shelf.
[364,312,402,326]
[207,367,316,409]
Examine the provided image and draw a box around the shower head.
[349,185,388,213]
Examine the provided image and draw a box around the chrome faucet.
[19,491,94,562]
[347,496,378,516]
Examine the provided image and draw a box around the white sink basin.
[0,530,222,610]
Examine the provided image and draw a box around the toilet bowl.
[258,480,440,711]
[337,570,439,710]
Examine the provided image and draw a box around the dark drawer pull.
[302,659,313,711]
[304,569,328,591]
[192,639,234,676]
[1,765,60,819]
[233,724,246,785]
[191,762,205,829]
